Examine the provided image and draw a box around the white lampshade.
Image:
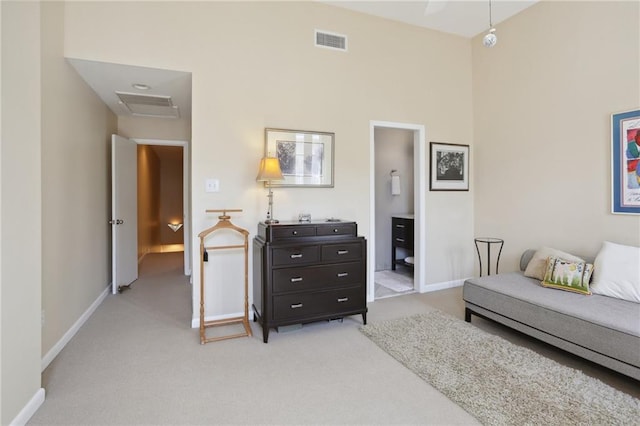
[256,157,284,182]
[256,156,284,224]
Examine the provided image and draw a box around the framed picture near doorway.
[429,142,469,191]
[265,128,334,187]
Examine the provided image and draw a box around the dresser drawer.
[272,245,319,266]
[319,286,364,313]
[392,217,413,230]
[271,225,316,239]
[321,242,362,262]
[316,223,356,236]
[392,224,408,238]
[272,292,323,320]
[322,262,362,287]
[392,233,413,249]
[392,218,413,248]
[272,286,364,321]
[272,262,362,293]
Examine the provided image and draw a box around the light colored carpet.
[374,270,414,293]
[29,253,478,425]
[29,253,639,425]
[360,311,640,425]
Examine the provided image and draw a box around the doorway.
[369,121,426,302]
[135,138,191,277]
[373,128,415,299]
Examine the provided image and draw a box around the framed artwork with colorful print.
[612,109,640,214]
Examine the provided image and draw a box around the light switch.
[205,178,220,193]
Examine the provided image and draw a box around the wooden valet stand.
[198,209,252,344]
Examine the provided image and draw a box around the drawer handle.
[337,250,349,255]
[290,254,303,259]
[292,231,298,235]
[290,277,303,283]
[291,303,303,309]
[396,238,405,242]
[396,224,405,228]
[333,228,339,233]
[337,272,349,277]
[337,297,349,303]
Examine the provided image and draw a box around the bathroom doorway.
[374,128,415,299]
[369,121,427,302]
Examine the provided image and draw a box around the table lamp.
[256,156,284,223]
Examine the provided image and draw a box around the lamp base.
[264,219,280,224]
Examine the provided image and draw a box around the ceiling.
[321,1,538,38]
[67,1,537,122]
[67,58,191,120]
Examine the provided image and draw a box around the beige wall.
[137,145,161,258]
[40,0,117,360]
[2,2,116,421]
[472,1,640,272]
[1,2,43,423]
[64,1,475,319]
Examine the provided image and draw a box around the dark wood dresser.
[253,220,367,343]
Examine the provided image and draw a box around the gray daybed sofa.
[463,250,640,380]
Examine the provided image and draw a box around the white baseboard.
[420,278,466,293]
[41,285,110,372]
[191,311,248,328]
[10,388,45,426]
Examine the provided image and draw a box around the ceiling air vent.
[115,91,180,118]
[315,30,347,52]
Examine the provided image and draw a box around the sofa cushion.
[541,256,593,295]
[591,241,640,303]
[523,247,584,280]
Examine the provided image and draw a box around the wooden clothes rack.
[198,209,252,344]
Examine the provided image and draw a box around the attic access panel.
[116,91,180,118]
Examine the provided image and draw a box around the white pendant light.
[482,0,497,48]
[483,28,497,47]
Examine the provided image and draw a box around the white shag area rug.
[360,311,640,425]
[374,270,414,292]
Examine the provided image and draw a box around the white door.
[111,134,138,294]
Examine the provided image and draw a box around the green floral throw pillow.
[541,256,594,295]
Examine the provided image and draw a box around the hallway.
[126,251,191,326]
[39,251,192,403]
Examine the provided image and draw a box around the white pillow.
[523,247,585,280]
[591,241,640,303]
